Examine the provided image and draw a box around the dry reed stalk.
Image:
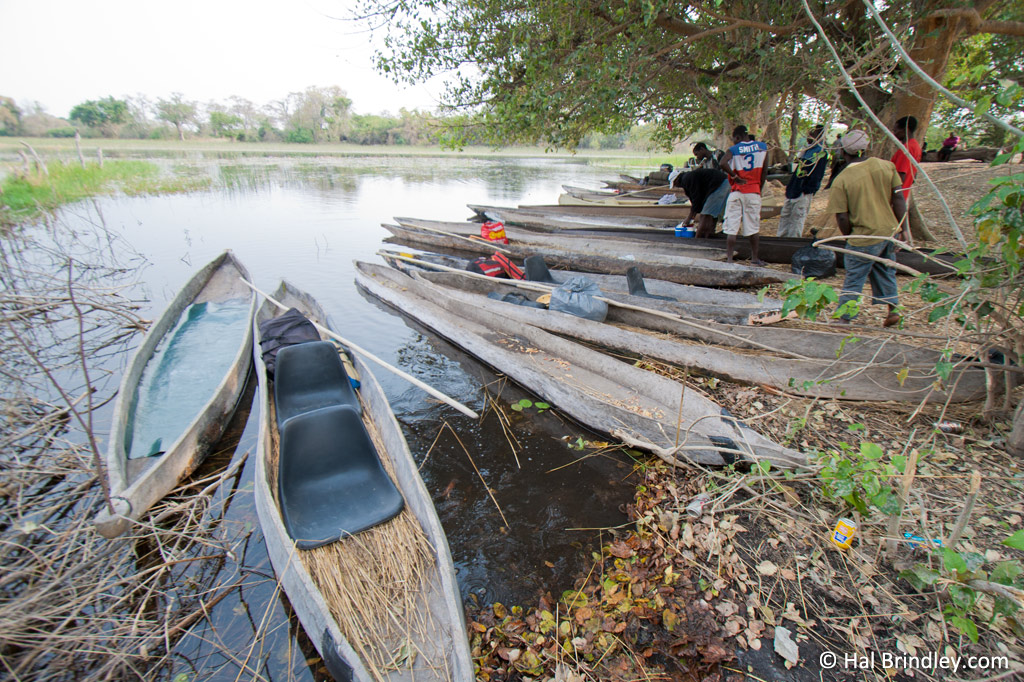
[0,218,257,681]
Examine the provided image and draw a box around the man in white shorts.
[719,125,768,264]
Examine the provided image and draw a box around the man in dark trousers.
[674,167,731,237]
[777,125,828,238]
[826,130,908,327]
[719,125,768,264]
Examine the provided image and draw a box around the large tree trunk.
[908,199,936,242]
[892,2,999,140]
[1009,399,1024,457]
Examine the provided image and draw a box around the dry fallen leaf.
[756,560,778,576]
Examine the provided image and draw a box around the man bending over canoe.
[674,167,731,238]
[719,125,768,264]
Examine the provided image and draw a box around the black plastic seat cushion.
[278,405,404,549]
[274,341,360,427]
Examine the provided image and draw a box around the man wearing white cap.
[826,130,908,327]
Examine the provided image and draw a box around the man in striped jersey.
[719,125,768,265]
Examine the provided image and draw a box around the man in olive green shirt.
[826,130,908,326]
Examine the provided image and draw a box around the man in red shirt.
[719,125,768,264]
[891,116,922,198]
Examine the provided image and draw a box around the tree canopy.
[155,93,199,141]
[69,97,128,137]
[356,0,1024,150]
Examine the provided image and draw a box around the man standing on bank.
[777,125,828,238]
[826,130,908,327]
[719,125,768,264]
[891,116,922,198]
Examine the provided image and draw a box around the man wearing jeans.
[826,130,908,327]
[777,125,828,238]
[719,125,768,264]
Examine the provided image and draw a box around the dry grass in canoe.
[267,390,440,682]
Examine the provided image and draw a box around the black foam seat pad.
[278,405,404,549]
[274,341,360,427]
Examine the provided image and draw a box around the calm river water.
[42,153,643,680]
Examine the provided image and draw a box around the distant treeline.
[0,88,665,150]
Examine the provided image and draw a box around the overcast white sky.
[0,0,444,118]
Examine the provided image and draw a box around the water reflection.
[35,152,638,681]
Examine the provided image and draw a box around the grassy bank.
[0,136,689,167]
[0,159,210,225]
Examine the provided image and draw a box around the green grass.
[0,159,210,224]
[0,136,691,164]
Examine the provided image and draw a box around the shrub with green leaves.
[900,531,1024,643]
[816,440,904,516]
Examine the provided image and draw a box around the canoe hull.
[470,205,958,275]
[408,269,986,403]
[252,283,472,682]
[356,262,806,468]
[95,251,255,538]
[382,223,786,288]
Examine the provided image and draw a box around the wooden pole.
[20,142,48,177]
[74,130,86,169]
[240,279,479,419]
[885,447,920,557]
[947,471,982,549]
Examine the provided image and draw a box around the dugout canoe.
[252,282,472,682]
[382,222,787,288]
[380,250,783,326]
[469,205,959,275]
[556,193,785,219]
[95,251,256,538]
[561,184,688,204]
[394,267,987,404]
[394,216,723,260]
[355,262,806,468]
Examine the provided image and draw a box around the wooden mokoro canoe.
[95,251,256,538]
[355,262,806,468]
[382,222,787,288]
[561,184,688,204]
[557,193,786,219]
[397,267,987,404]
[380,250,783,326]
[394,216,723,260]
[253,282,473,682]
[598,182,682,198]
[469,205,960,275]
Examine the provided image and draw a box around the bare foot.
[751,259,766,267]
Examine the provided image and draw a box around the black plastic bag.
[791,245,837,278]
[550,276,608,321]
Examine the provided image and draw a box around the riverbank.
[466,161,1024,681]
[0,136,689,167]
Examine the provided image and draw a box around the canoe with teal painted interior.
[252,281,473,682]
[95,250,256,538]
